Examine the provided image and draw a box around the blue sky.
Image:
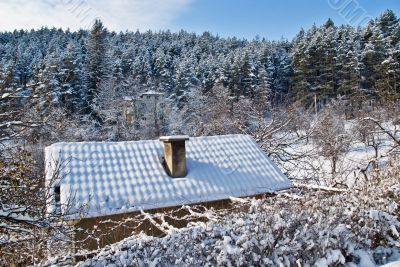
[170,0,400,40]
[0,0,399,40]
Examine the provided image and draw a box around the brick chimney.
[160,135,189,178]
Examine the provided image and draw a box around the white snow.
[381,262,400,267]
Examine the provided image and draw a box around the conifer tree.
[84,19,108,120]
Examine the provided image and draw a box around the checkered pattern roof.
[45,134,291,218]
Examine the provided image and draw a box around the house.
[122,91,167,131]
[45,134,291,250]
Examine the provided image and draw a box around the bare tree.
[0,149,75,265]
[0,88,42,144]
[231,97,321,182]
[0,86,78,265]
[312,105,350,183]
[176,86,237,136]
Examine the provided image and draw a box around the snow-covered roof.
[45,134,291,219]
[140,90,164,96]
[123,96,136,101]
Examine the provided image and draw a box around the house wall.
[133,94,166,127]
[72,198,244,252]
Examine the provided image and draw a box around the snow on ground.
[276,119,400,187]
[381,261,400,267]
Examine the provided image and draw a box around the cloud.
[0,0,193,32]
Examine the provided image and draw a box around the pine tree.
[340,43,360,97]
[375,10,400,100]
[378,10,398,38]
[291,27,311,103]
[61,42,85,113]
[239,53,253,96]
[378,49,400,100]
[84,19,108,120]
[267,48,292,104]
[35,50,62,112]
[318,19,337,99]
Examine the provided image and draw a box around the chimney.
[160,135,189,178]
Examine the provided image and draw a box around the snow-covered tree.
[84,19,109,120]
